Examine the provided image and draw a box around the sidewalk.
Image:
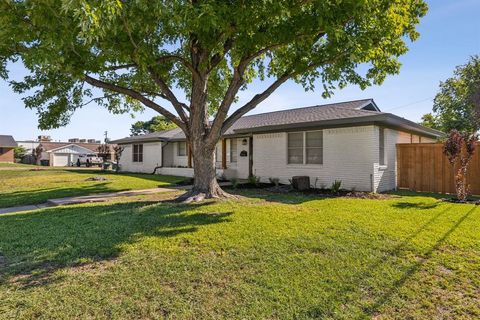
[0,187,178,215]
[0,181,234,215]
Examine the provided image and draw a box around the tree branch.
[84,75,186,131]
[147,67,190,124]
[220,72,292,136]
[207,37,234,73]
[208,41,310,140]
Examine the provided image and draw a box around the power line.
[384,97,434,112]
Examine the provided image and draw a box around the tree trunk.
[178,138,231,202]
[177,72,233,202]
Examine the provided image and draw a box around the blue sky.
[1,0,479,141]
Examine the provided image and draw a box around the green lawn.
[0,168,185,208]
[0,190,478,319]
[0,162,34,168]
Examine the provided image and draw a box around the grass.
[0,168,185,208]
[0,190,479,319]
[0,162,34,168]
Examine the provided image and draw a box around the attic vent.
[360,103,379,112]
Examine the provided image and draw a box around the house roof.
[112,99,444,144]
[38,142,116,153]
[0,135,18,147]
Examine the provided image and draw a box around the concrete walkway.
[0,187,178,215]
[46,187,178,206]
[0,204,49,215]
[0,181,234,215]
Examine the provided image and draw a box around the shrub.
[248,175,261,186]
[13,146,27,161]
[330,180,342,194]
[269,177,280,187]
[230,177,239,189]
[443,130,478,201]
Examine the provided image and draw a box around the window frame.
[177,141,187,157]
[287,130,323,166]
[132,144,143,163]
[287,131,304,165]
[305,130,323,165]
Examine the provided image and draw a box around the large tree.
[130,116,177,136]
[1,0,427,201]
[421,56,480,133]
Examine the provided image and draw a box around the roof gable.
[39,142,111,153]
[0,135,17,147]
[46,144,97,154]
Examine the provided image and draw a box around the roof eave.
[232,114,444,139]
[112,137,167,144]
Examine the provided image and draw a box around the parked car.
[76,154,103,167]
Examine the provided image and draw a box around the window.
[230,139,237,163]
[306,131,323,164]
[288,131,323,165]
[133,144,143,162]
[177,141,187,156]
[379,128,385,165]
[287,132,304,164]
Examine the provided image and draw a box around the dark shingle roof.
[112,99,443,144]
[0,135,17,147]
[224,99,380,134]
[112,128,185,144]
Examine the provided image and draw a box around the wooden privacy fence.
[397,143,480,195]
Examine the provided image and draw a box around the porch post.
[187,142,192,168]
[221,138,227,169]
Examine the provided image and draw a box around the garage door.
[53,153,70,167]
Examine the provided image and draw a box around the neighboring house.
[112,99,443,192]
[0,135,18,163]
[16,140,40,164]
[36,142,116,166]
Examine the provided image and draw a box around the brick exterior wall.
[0,147,14,163]
[252,126,377,192]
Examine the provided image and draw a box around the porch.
[159,138,250,180]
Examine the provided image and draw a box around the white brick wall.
[119,142,162,173]
[252,126,377,191]
[119,127,437,191]
[374,129,435,192]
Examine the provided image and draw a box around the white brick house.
[112,99,442,192]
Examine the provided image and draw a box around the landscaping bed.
[226,182,396,200]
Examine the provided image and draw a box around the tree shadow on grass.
[229,188,324,205]
[304,204,478,318]
[391,189,480,201]
[0,183,122,208]
[391,201,440,210]
[363,205,478,316]
[0,199,232,288]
